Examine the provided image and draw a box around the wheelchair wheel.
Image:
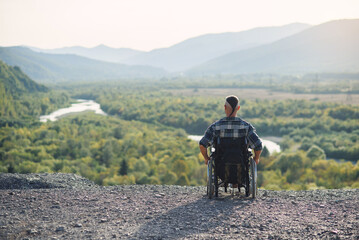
[250,158,257,199]
[207,159,214,199]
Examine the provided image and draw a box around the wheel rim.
[207,159,213,199]
[251,158,257,198]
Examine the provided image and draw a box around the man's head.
[225,95,240,117]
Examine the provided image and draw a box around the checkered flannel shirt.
[199,117,263,151]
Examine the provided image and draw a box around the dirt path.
[1,183,358,239]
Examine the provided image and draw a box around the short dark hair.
[225,95,239,109]
[225,95,239,117]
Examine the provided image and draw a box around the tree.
[261,146,270,158]
[101,141,114,167]
[113,127,124,139]
[172,159,189,176]
[176,173,189,186]
[161,171,178,185]
[7,163,15,173]
[119,159,128,176]
[307,145,326,160]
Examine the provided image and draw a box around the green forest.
[1,61,359,190]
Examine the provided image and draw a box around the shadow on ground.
[132,194,254,239]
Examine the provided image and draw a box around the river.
[188,135,281,154]
[40,99,107,122]
[39,101,281,154]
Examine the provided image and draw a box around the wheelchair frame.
[207,147,257,199]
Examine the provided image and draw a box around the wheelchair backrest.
[213,136,249,164]
[215,137,246,150]
[212,136,250,183]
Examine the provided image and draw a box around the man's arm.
[199,144,210,165]
[253,149,262,165]
[247,123,263,165]
[199,123,215,165]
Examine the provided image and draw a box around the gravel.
[0,173,97,190]
[0,173,358,239]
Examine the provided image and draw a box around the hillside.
[0,60,71,123]
[188,19,359,75]
[0,47,166,83]
[0,60,47,95]
[30,44,143,63]
[0,173,358,239]
[124,23,310,72]
[0,60,49,119]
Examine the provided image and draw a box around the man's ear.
[237,105,240,110]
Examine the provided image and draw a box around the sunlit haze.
[1,0,358,51]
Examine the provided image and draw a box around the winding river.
[40,99,107,122]
[188,135,281,154]
[40,100,281,154]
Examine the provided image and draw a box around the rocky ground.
[0,173,358,239]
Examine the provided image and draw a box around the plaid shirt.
[199,117,263,151]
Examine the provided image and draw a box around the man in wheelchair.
[199,95,262,198]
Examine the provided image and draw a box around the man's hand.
[200,145,210,165]
[254,149,262,165]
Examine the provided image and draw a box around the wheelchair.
[206,137,258,199]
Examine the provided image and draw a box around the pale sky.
[1,0,358,51]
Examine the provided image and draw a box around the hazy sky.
[1,0,358,51]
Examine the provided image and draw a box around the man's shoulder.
[210,117,251,128]
[237,118,251,126]
[211,117,228,126]
[216,117,247,124]
[210,117,253,125]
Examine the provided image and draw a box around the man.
[199,95,262,165]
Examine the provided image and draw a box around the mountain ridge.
[2,19,358,80]
[111,23,311,72]
[26,23,311,72]
[29,44,143,63]
[0,47,166,83]
[188,19,359,75]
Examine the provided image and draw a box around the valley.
[1,2,359,239]
[1,18,358,191]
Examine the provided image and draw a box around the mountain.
[0,60,48,120]
[0,60,47,95]
[124,23,311,72]
[0,47,166,83]
[29,44,143,63]
[188,19,359,75]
